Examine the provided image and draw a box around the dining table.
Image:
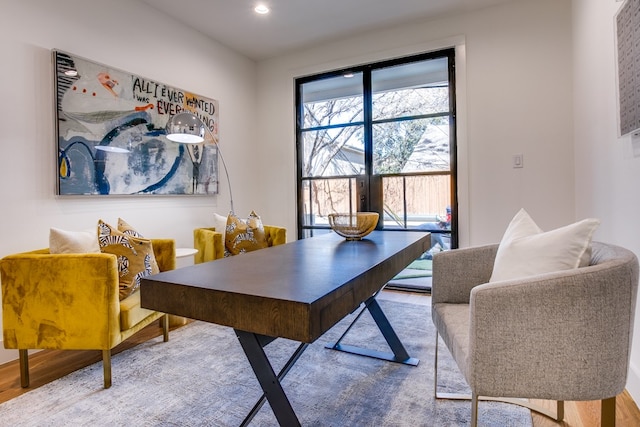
[141,230,430,426]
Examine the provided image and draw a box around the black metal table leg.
[325,295,419,366]
[235,329,307,427]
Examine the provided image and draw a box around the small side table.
[175,247,198,269]
[176,247,198,259]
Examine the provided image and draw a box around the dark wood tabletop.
[141,230,430,343]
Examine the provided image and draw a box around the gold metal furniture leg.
[163,314,169,342]
[471,392,478,427]
[557,401,565,421]
[102,350,112,389]
[601,396,616,427]
[19,349,29,388]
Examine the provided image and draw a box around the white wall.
[572,0,640,404]
[255,0,574,245]
[0,0,258,363]
[5,0,636,407]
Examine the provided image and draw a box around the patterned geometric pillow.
[98,220,159,300]
[225,211,268,256]
[117,217,144,238]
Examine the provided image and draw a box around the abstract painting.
[616,0,640,137]
[54,50,220,195]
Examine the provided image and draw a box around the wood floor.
[1,290,639,426]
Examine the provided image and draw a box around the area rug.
[0,300,531,426]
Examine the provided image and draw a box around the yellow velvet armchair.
[193,226,286,264]
[0,238,176,389]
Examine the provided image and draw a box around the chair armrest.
[1,252,121,350]
[193,227,224,264]
[469,259,638,400]
[432,244,498,304]
[264,225,286,247]
[151,238,176,272]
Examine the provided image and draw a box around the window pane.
[372,86,449,121]
[301,178,358,226]
[301,228,333,239]
[302,97,364,128]
[301,73,364,128]
[373,117,450,174]
[372,58,449,121]
[301,126,364,177]
[382,175,451,230]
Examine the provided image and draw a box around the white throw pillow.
[213,212,228,242]
[49,227,101,254]
[489,209,600,282]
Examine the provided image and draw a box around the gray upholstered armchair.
[431,241,638,427]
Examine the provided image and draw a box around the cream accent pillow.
[213,212,228,243]
[490,209,600,282]
[49,227,100,254]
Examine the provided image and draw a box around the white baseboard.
[628,361,640,406]
[0,345,42,367]
[0,344,18,365]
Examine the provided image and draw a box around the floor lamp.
[165,112,234,213]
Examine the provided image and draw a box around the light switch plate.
[513,154,523,168]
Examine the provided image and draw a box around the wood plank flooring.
[1,290,639,426]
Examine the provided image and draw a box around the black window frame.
[295,48,458,248]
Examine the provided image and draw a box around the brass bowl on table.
[328,212,379,241]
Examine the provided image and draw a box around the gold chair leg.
[163,314,169,342]
[471,392,478,427]
[434,334,439,397]
[601,396,616,427]
[102,350,111,389]
[557,400,565,422]
[18,349,29,388]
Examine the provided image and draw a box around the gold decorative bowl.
[328,212,379,240]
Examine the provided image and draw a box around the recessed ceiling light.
[254,4,269,14]
[343,72,354,78]
[64,69,78,77]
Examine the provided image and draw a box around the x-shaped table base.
[235,293,418,426]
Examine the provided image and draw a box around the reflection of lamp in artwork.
[58,140,129,194]
[165,112,234,213]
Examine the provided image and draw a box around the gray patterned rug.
[0,300,531,426]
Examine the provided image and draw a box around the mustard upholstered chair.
[432,241,639,427]
[0,238,176,389]
[193,225,286,264]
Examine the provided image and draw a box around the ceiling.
[139,0,518,61]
